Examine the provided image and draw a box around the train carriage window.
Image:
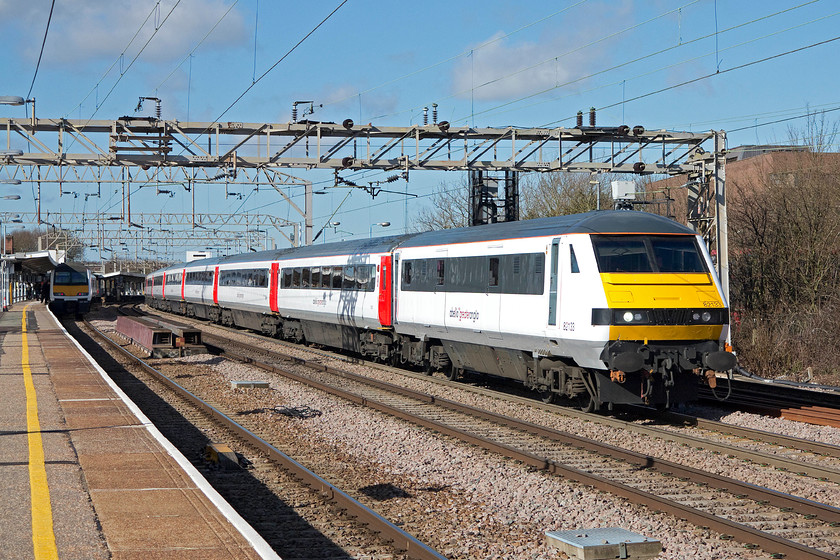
[311,267,321,287]
[332,266,343,289]
[301,268,311,288]
[402,262,412,286]
[570,245,580,273]
[292,268,301,288]
[489,257,499,287]
[436,260,445,286]
[321,266,332,288]
[343,266,355,290]
[357,265,371,291]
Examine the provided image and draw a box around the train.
[49,262,97,316]
[145,210,736,411]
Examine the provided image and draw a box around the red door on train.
[212,266,220,305]
[269,262,279,313]
[378,256,392,327]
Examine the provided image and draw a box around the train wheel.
[446,363,462,381]
[422,360,434,376]
[577,393,596,413]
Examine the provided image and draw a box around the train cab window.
[54,270,88,285]
[321,266,332,288]
[292,268,301,288]
[651,237,706,272]
[489,257,499,287]
[332,266,343,289]
[570,245,580,273]
[592,235,707,273]
[301,268,311,288]
[436,259,445,286]
[402,262,412,286]
[311,267,321,287]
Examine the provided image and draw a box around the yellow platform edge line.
[22,305,59,559]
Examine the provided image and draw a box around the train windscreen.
[54,270,88,285]
[591,235,707,274]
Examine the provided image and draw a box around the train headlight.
[701,311,712,322]
[622,311,635,323]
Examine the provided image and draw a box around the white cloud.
[6,0,247,66]
[451,3,632,103]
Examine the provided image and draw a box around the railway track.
[73,317,445,560]
[184,326,840,559]
[700,377,840,428]
[127,305,840,558]
[157,307,840,488]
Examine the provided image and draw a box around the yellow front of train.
[591,233,735,406]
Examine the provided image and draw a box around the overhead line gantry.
[0,115,727,293]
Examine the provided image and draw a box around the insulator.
[589,107,596,126]
[432,103,438,125]
[423,107,428,126]
[292,106,298,123]
[576,111,583,128]
[386,174,399,183]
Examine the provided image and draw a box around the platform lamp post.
[369,221,390,238]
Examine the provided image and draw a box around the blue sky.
[1,0,838,255]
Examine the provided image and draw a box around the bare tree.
[728,147,840,380]
[413,178,470,231]
[520,172,615,218]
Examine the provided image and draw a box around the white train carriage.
[148,237,406,360]
[390,211,734,409]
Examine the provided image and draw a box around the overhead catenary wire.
[321,0,590,110]
[428,6,839,129]
[444,2,831,126]
[207,0,347,126]
[560,34,840,130]
[152,0,241,94]
[26,0,56,100]
[65,1,170,119]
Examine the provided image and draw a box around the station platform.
[0,302,278,560]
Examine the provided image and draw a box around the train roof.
[54,262,90,273]
[396,210,696,248]
[155,234,413,273]
[150,211,695,275]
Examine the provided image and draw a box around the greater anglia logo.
[449,307,480,322]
